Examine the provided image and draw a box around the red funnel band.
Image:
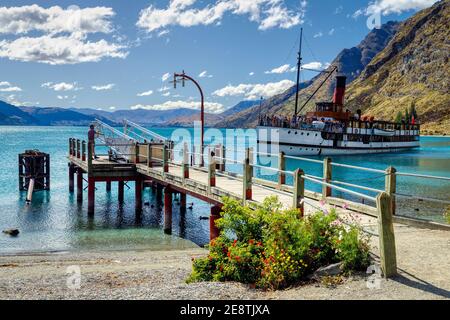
[333,76,347,105]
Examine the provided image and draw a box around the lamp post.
[173,71,205,166]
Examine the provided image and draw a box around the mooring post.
[322,157,332,198]
[208,148,216,193]
[163,144,169,173]
[293,169,305,217]
[164,187,173,234]
[243,148,253,202]
[135,177,143,215]
[147,144,153,168]
[76,139,81,159]
[385,166,397,215]
[118,181,124,203]
[183,142,189,180]
[76,168,83,203]
[69,164,75,193]
[106,181,111,192]
[278,152,286,189]
[376,192,397,278]
[210,205,222,241]
[81,141,86,162]
[88,177,95,216]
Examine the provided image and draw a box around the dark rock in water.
[310,262,343,279]
[3,229,19,237]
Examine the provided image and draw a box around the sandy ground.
[0,221,449,300]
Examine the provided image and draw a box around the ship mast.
[293,28,303,118]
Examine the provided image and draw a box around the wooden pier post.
[183,142,189,179]
[76,139,81,159]
[243,148,253,202]
[208,148,216,193]
[210,205,222,241]
[322,157,332,198]
[87,142,93,170]
[76,168,83,203]
[164,187,173,234]
[385,166,397,215]
[147,144,153,168]
[81,141,86,161]
[88,177,95,215]
[376,192,397,278]
[69,138,73,156]
[278,152,286,189]
[69,164,75,193]
[293,169,305,217]
[118,181,124,203]
[135,178,143,215]
[163,144,169,173]
[106,181,111,192]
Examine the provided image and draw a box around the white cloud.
[313,32,323,38]
[199,70,213,78]
[249,72,255,76]
[0,81,22,92]
[109,106,116,110]
[157,30,170,37]
[137,90,154,97]
[92,83,115,91]
[57,95,69,100]
[0,5,114,35]
[158,86,171,92]
[334,6,344,14]
[302,61,325,70]
[130,100,225,114]
[161,72,171,82]
[0,5,128,65]
[264,64,295,74]
[365,0,438,16]
[213,79,295,100]
[42,82,81,91]
[0,34,128,65]
[137,0,305,33]
[328,28,335,36]
[162,92,171,97]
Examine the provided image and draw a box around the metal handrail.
[395,172,450,181]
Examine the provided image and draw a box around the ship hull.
[257,126,420,156]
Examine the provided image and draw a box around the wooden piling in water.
[164,187,173,234]
[76,168,83,203]
[135,178,143,215]
[180,192,187,214]
[69,164,75,193]
[88,177,95,215]
[376,192,397,278]
[106,181,111,192]
[118,181,124,203]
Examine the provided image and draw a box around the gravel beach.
[0,221,449,300]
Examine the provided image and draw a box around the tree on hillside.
[410,102,418,120]
[405,108,410,123]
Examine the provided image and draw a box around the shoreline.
[1,219,448,300]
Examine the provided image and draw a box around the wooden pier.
[67,122,450,278]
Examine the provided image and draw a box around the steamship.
[257,29,420,156]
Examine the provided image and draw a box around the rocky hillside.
[346,0,450,135]
[216,21,400,128]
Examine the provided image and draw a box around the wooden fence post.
[322,157,332,198]
[208,147,216,193]
[376,192,397,278]
[163,144,169,173]
[243,148,253,202]
[183,142,189,179]
[293,169,305,217]
[385,166,397,215]
[147,144,152,168]
[87,142,93,171]
[278,152,286,189]
[76,139,81,158]
[81,141,86,161]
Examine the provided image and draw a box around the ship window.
[295,132,298,135]
[301,132,304,135]
[315,134,318,137]
[288,131,291,134]
[307,133,310,136]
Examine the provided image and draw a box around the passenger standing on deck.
[88,124,98,159]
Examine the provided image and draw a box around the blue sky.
[0,0,438,113]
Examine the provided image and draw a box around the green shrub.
[444,206,450,224]
[187,196,371,289]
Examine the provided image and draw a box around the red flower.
[227,252,231,258]
[249,239,255,245]
[233,239,237,247]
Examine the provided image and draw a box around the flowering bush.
[187,196,371,290]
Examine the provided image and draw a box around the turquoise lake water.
[0,126,449,254]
